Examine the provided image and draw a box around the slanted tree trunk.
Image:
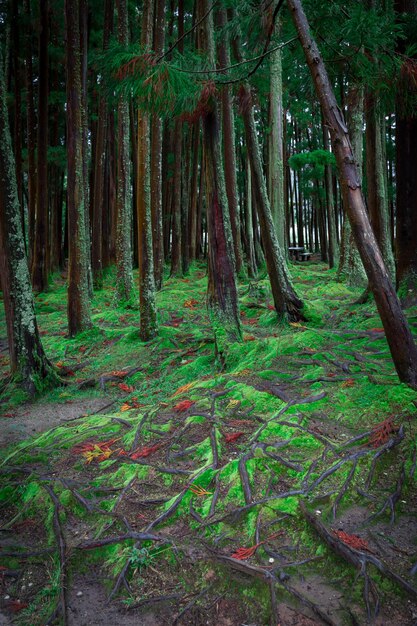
[202,0,241,359]
[65,0,92,336]
[31,0,49,292]
[288,0,417,388]
[115,0,134,302]
[0,48,57,396]
[239,83,304,321]
[137,0,157,340]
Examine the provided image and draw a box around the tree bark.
[137,0,157,340]
[217,8,244,276]
[288,0,417,388]
[0,47,57,396]
[31,0,49,292]
[202,0,241,359]
[65,0,92,336]
[115,0,134,302]
[25,0,37,268]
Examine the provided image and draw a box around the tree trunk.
[137,0,157,340]
[91,0,113,288]
[322,119,338,268]
[217,8,244,276]
[268,19,286,253]
[395,0,417,305]
[115,0,134,302]
[288,0,417,388]
[65,0,92,336]
[25,0,37,268]
[31,0,49,292]
[337,84,367,286]
[170,118,183,276]
[202,0,241,359]
[0,48,57,396]
[365,93,396,280]
[151,0,165,290]
[240,83,304,321]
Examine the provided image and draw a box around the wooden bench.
[297,251,311,261]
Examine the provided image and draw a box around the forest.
[1,0,417,624]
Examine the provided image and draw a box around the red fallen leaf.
[110,370,128,378]
[118,383,134,392]
[5,600,28,613]
[267,304,275,311]
[328,372,337,378]
[39,330,47,336]
[174,399,195,412]
[184,298,198,309]
[342,378,355,388]
[244,335,256,342]
[79,345,87,353]
[3,412,14,418]
[73,437,120,454]
[368,416,399,448]
[247,318,258,325]
[333,530,373,552]
[370,327,384,332]
[224,432,245,444]
[180,359,193,366]
[231,531,283,560]
[131,443,161,459]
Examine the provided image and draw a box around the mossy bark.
[217,9,245,278]
[202,1,241,359]
[338,85,367,287]
[115,0,134,302]
[137,0,157,341]
[65,0,93,337]
[268,22,287,254]
[0,48,58,396]
[240,83,304,322]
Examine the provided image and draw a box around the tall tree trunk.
[218,8,244,276]
[91,0,113,288]
[150,0,165,290]
[11,0,24,235]
[395,0,417,305]
[202,0,241,359]
[170,117,183,276]
[0,48,57,396]
[365,93,396,280]
[322,120,338,268]
[65,0,92,336]
[268,18,286,252]
[115,0,134,301]
[288,0,417,388]
[189,120,200,262]
[31,0,49,292]
[137,0,157,340]
[25,0,37,267]
[338,84,367,286]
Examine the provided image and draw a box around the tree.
[288,0,417,388]
[65,0,93,336]
[395,0,417,304]
[202,0,241,359]
[137,0,157,341]
[31,0,49,292]
[115,0,134,302]
[0,46,57,396]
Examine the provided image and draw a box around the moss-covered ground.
[1,262,417,625]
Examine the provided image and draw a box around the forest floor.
[1,262,417,626]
